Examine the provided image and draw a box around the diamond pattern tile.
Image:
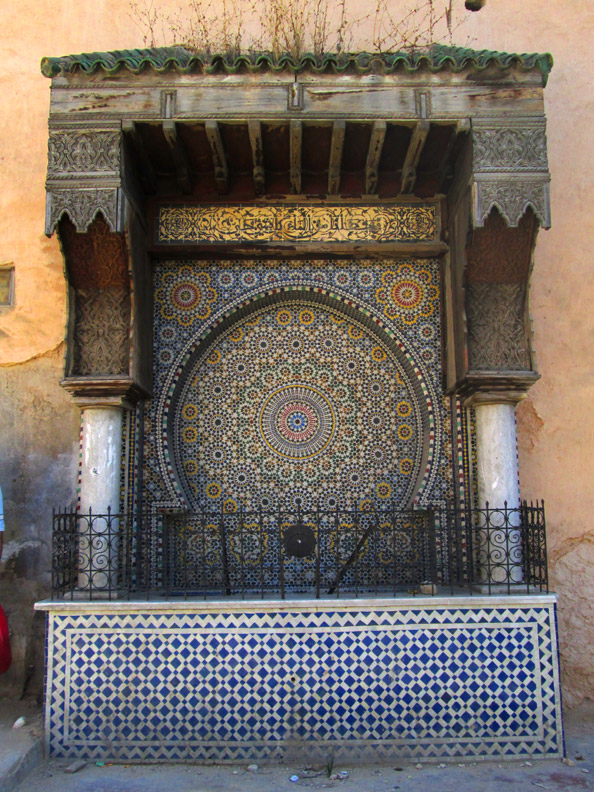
[44,600,563,762]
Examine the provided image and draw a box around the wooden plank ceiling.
[123,119,469,201]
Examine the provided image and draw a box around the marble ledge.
[35,592,558,614]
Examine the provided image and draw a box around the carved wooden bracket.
[471,122,551,229]
[59,215,131,379]
[45,126,125,234]
[45,127,152,403]
[455,208,540,401]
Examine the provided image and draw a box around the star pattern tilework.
[175,302,421,509]
[144,259,459,512]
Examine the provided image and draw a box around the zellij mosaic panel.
[175,302,422,510]
[144,259,458,511]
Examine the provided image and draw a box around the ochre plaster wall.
[463,0,594,709]
[0,0,593,706]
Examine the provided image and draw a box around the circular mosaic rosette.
[155,266,217,327]
[376,261,439,325]
[259,384,336,460]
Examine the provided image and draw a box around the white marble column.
[78,405,124,591]
[475,402,520,510]
[473,399,522,585]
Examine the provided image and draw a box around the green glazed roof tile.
[40,45,553,85]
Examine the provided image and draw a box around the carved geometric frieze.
[46,187,125,234]
[473,176,551,229]
[47,130,120,178]
[473,125,548,173]
[72,287,131,376]
[466,283,530,371]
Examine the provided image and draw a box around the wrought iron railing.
[51,501,548,600]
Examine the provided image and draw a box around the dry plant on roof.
[129,0,467,57]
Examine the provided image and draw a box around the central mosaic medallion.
[173,299,426,510]
[259,384,336,460]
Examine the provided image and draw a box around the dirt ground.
[6,702,594,792]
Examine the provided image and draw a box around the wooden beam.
[150,240,449,258]
[247,120,265,196]
[290,120,302,195]
[401,120,430,194]
[436,119,470,193]
[162,120,192,194]
[122,120,157,194]
[205,120,229,194]
[365,120,387,195]
[328,120,346,195]
[50,79,547,125]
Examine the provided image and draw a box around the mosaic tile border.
[156,204,439,245]
[76,412,84,511]
[40,597,563,763]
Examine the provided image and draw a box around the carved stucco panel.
[48,130,120,177]
[72,287,131,376]
[466,283,530,371]
[473,126,548,173]
[46,188,123,234]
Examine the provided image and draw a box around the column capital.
[464,391,527,409]
[459,371,540,407]
[61,376,149,410]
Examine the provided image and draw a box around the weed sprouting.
[128,0,469,60]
